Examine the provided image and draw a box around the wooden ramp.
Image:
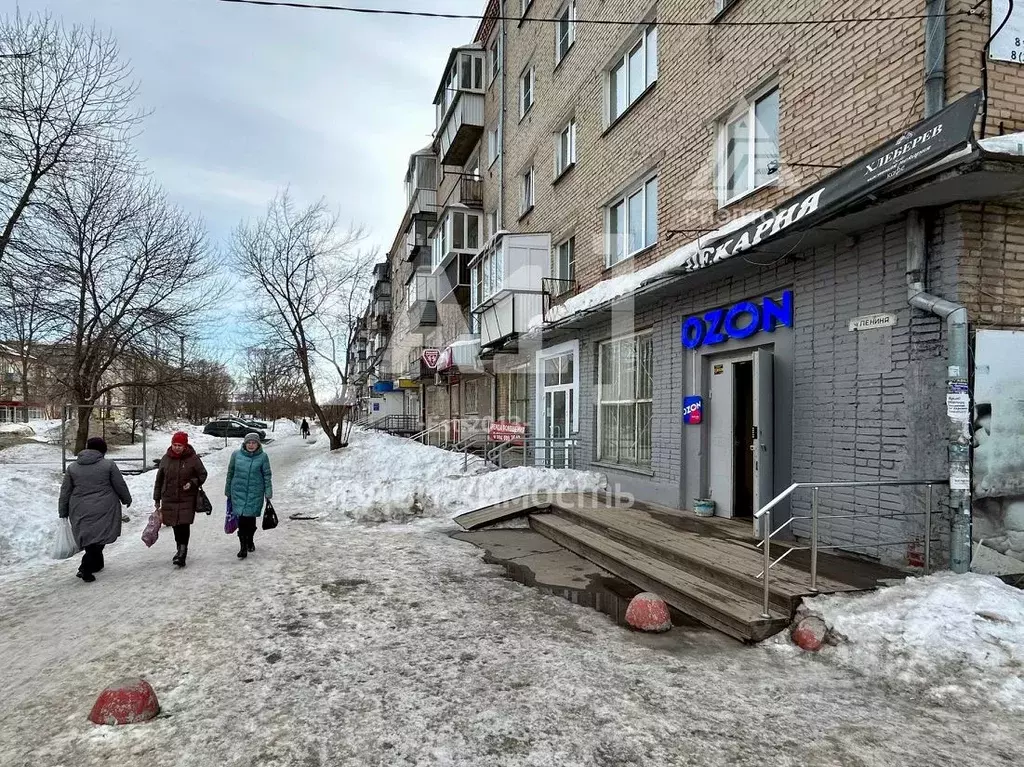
[454,495,551,530]
[527,493,907,643]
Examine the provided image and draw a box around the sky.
[13,0,478,362]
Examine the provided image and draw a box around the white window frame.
[605,174,658,267]
[597,331,654,468]
[487,125,501,168]
[520,66,535,117]
[555,0,576,64]
[520,166,535,216]
[471,244,505,308]
[553,236,575,291]
[508,363,530,425]
[432,211,481,271]
[607,24,657,124]
[717,84,780,206]
[488,32,501,85]
[554,119,577,178]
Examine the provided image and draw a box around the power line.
[216,0,982,28]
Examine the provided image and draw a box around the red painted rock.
[88,678,160,725]
[791,616,829,652]
[625,592,672,633]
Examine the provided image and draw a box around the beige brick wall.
[956,202,1024,328]
[484,0,1024,296]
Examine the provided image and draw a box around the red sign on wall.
[488,421,526,443]
[422,348,440,368]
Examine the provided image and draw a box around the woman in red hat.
[153,431,208,567]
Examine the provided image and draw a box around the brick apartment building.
[371,0,1024,575]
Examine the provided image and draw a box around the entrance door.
[732,361,755,516]
[544,388,573,468]
[752,349,775,531]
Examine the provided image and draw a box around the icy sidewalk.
[1,435,1023,766]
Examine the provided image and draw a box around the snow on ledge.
[534,210,766,330]
[979,131,1024,156]
[768,572,1024,711]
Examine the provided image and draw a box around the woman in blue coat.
[225,432,273,559]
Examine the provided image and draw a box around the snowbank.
[0,419,63,443]
[769,573,1024,711]
[285,428,606,524]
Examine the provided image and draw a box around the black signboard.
[682,89,983,272]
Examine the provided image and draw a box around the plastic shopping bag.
[141,510,162,548]
[224,497,239,535]
[262,500,278,531]
[50,519,79,560]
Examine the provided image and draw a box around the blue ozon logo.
[681,291,794,350]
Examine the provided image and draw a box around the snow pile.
[539,209,766,327]
[980,131,1024,156]
[269,418,300,437]
[770,573,1024,711]
[0,419,64,443]
[285,428,606,524]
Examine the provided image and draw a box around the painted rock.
[791,616,829,652]
[88,678,160,725]
[625,592,672,633]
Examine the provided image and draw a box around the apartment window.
[609,25,657,123]
[520,166,535,216]
[487,126,501,167]
[720,86,780,204]
[598,332,653,467]
[556,1,576,63]
[606,175,657,266]
[554,120,577,178]
[488,33,501,84]
[520,66,534,117]
[509,364,530,424]
[472,244,505,307]
[432,211,480,270]
[553,237,575,290]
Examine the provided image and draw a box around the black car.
[243,419,269,429]
[203,419,267,441]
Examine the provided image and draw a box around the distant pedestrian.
[58,437,133,583]
[153,431,208,568]
[300,418,310,440]
[225,432,273,560]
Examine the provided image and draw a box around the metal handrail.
[409,419,455,445]
[755,479,948,619]
[488,437,577,469]
[458,433,494,471]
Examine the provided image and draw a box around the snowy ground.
[2,432,1024,766]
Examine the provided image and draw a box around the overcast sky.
[16,0,477,359]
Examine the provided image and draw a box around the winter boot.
[237,533,248,559]
[172,544,183,566]
[76,568,96,583]
[247,534,255,553]
[177,545,188,568]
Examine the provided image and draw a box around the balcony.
[405,347,434,380]
[405,215,435,263]
[438,253,472,306]
[407,187,437,219]
[373,296,392,319]
[434,48,486,166]
[471,232,552,352]
[458,176,483,208]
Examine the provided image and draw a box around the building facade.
[374,0,1024,574]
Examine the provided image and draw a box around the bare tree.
[31,151,222,451]
[0,262,59,419]
[231,191,374,450]
[245,344,305,424]
[0,12,140,270]
[181,359,234,423]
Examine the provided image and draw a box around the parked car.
[243,419,268,429]
[203,419,267,441]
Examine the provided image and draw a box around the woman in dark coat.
[58,437,133,583]
[153,431,208,568]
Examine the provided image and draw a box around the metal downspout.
[906,211,972,573]
[497,1,505,230]
[924,0,946,117]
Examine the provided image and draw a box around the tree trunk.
[74,404,94,454]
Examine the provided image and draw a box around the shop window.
[509,364,530,424]
[598,332,653,466]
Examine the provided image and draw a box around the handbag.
[262,500,279,531]
[196,488,213,515]
[224,497,239,535]
[51,518,80,559]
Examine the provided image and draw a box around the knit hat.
[171,431,189,446]
[244,432,261,445]
[86,437,108,455]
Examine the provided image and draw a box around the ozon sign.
[681,291,793,350]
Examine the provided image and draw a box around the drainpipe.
[906,210,972,573]
[497,0,506,230]
[924,0,946,117]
